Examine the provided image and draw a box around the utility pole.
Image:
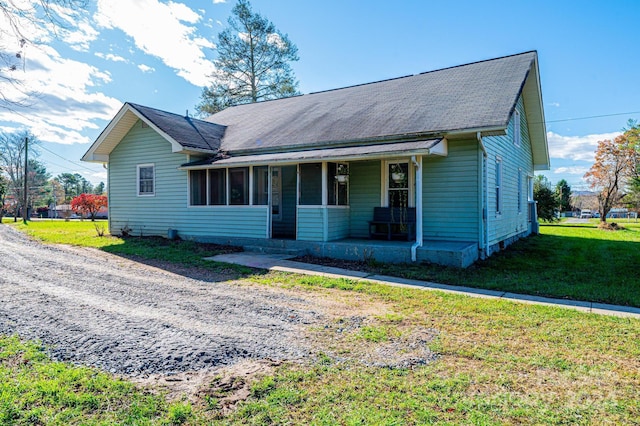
[23,136,28,224]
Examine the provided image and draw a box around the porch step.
[243,245,306,257]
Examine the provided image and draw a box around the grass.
[2,219,640,424]
[5,218,640,306]
[0,336,196,425]
[236,273,640,425]
[370,220,640,306]
[5,219,253,275]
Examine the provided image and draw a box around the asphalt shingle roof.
[205,51,537,153]
[128,103,226,152]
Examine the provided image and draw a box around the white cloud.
[0,43,122,145]
[92,171,108,180]
[553,166,589,175]
[549,102,560,107]
[546,131,621,163]
[213,0,226,3]
[138,64,155,73]
[95,0,216,87]
[95,52,128,63]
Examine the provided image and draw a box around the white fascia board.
[81,103,131,162]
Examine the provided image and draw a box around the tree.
[584,134,635,223]
[0,173,7,220]
[0,129,39,220]
[555,179,572,214]
[533,175,558,222]
[196,0,299,115]
[55,172,92,202]
[94,181,105,195]
[71,193,107,221]
[621,120,640,211]
[1,0,86,109]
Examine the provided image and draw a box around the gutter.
[411,155,423,261]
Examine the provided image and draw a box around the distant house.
[82,51,549,267]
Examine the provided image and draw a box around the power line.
[38,144,98,173]
[537,110,640,125]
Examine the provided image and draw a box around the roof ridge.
[418,50,537,76]
[308,74,414,95]
[127,102,215,125]
[217,51,537,112]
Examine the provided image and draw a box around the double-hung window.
[495,158,502,215]
[514,109,521,147]
[137,164,155,196]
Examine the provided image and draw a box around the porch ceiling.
[181,138,446,168]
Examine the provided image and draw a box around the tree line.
[534,120,640,224]
[0,130,105,220]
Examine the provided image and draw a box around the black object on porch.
[368,207,416,241]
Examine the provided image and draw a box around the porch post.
[322,162,328,241]
[411,155,423,261]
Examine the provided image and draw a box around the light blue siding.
[349,160,381,238]
[327,207,350,240]
[422,140,479,242]
[297,207,324,241]
[484,97,534,248]
[108,120,268,239]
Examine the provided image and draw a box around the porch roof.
[180,138,445,169]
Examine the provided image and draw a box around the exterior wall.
[483,96,534,253]
[297,206,350,242]
[422,140,480,242]
[349,160,381,238]
[108,120,268,239]
[297,207,324,241]
[327,207,350,240]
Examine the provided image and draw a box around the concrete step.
[243,245,305,257]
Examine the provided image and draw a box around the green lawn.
[374,220,640,307]
[0,336,193,425]
[7,218,639,307]
[1,219,640,424]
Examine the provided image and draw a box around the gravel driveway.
[0,225,322,376]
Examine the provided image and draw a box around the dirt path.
[0,225,323,377]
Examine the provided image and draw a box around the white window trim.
[137,163,155,197]
[495,157,502,216]
[517,168,523,214]
[514,109,521,147]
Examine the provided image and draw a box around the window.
[495,158,502,215]
[299,163,322,205]
[517,169,522,213]
[137,164,154,196]
[229,167,249,205]
[514,109,521,147]
[208,169,226,205]
[190,170,206,205]
[328,162,349,206]
[388,162,409,208]
[253,166,269,205]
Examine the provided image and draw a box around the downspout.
[411,155,423,262]
[477,132,489,258]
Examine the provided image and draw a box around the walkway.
[210,253,640,319]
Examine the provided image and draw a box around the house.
[82,51,549,267]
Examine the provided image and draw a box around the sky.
[1,0,639,191]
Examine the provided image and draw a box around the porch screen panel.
[253,166,269,205]
[208,169,226,205]
[229,167,249,205]
[388,162,409,208]
[328,162,348,205]
[189,170,206,205]
[299,163,322,205]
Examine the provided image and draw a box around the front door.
[271,165,297,239]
